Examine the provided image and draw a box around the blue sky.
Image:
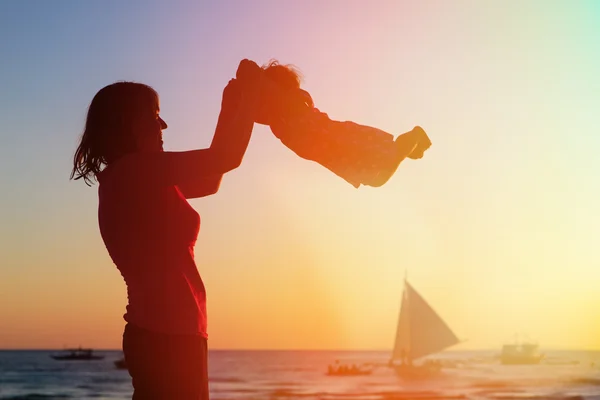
[1,1,599,349]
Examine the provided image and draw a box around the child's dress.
[269,90,402,188]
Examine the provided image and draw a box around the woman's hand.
[220,79,242,111]
[220,75,262,118]
[235,59,263,83]
[234,59,266,116]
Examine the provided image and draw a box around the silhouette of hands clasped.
[233,59,264,112]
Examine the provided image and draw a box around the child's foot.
[368,126,430,187]
[406,126,431,159]
[395,127,421,159]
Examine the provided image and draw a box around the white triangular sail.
[391,280,460,361]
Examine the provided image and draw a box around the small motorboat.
[499,336,544,365]
[50,347,104,361]
[326,361,373,376]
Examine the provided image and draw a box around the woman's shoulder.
[98,152,151,191]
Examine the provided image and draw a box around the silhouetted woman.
[70,59,264,399]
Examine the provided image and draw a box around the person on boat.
[328,360,340,374]
[399,348,409,366]
[254,60,432,188]
[70,59,264,399]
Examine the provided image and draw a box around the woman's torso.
[97,154,207,337]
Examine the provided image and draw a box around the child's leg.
[270,107,424,188]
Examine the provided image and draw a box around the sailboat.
[389,278,461,378]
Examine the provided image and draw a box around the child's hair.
[262,60,303,89]
[261,59,313,108]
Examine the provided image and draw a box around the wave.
[0,394,72,400]
[209,376,247,383]
[567,377,600,386]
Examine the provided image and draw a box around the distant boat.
[326,360,372,376]
[50,347,104,361]
[388,277,462,379]
[500,336,544,365]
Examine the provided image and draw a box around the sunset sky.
[1,1,599,351]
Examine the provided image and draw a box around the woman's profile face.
[133,98,168,152]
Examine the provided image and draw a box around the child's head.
[262,60,302,89]
[256,60,312,125]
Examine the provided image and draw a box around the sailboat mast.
[391,273,411,364]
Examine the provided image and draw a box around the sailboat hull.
[500,355,544,365]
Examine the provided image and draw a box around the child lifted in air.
[236,59,432,188]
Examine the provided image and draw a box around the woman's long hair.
[70,81,158,185]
